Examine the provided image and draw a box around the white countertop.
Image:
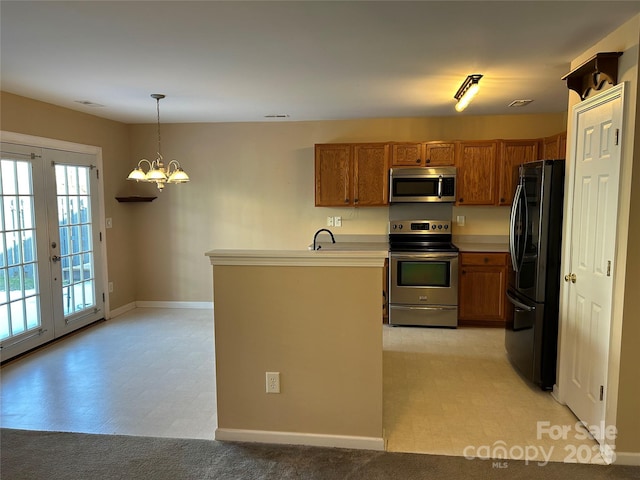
[206,249,387,267]
[453,235,509,253]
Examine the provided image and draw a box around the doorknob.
[564,273,576,283]
[51,255,61,263]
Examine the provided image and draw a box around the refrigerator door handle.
[506,291,535,312]
[509,184,523,271]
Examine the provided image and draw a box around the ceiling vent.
[74,100,105,107]
[508,99,533,108]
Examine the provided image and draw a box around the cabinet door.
[498,140,539,206]
[541,132,566,160]
[353,144,389,206]
[390,143,423,166]
[424,142,456,166]
[459,265,506,323]
[315,144,352,206]
[456,141,497,205]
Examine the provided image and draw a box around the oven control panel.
[389,220,451,233]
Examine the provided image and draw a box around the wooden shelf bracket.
[562,52,623,100]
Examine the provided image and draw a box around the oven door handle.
[391,254,458,261]
[391,305,457,311]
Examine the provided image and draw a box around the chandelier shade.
[126,94,190,191]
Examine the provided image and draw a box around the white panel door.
[562,86,622,446]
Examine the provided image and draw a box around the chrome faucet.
[313,228,335,250]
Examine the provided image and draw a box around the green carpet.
[2,428,639,479]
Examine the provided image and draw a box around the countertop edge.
[205,249,387,267]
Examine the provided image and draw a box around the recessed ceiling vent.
[74,100,105,107]
[508,99,533,108]
[264,114,290,118]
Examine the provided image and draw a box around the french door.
[0,141,105,361]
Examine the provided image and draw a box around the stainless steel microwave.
[389,167,456,203]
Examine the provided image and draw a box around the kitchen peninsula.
[205,248,387,450]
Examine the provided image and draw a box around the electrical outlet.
[106,217,113,229]
[108,282,114,293]
[327,216,334,227]
[334,216,342,227]
[266,372,280,393]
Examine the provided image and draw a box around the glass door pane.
[56,164,96,317]
[0,159,40,339]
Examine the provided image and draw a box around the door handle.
[564,273,576,283]
[51,255,61,263]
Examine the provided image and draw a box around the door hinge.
[102,292,105,302]
[615,129,620,146]
[607,260,611,277]
[99,231,102,242]
[600,385,604,401]
[96,169,99,179]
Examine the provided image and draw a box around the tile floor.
[383,325,602,464]
[0,308,217,440]
[1,308,601,463]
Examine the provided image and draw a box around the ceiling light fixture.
[454,74,483,112]
[127,94,190,191]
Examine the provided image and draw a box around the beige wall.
[0,92,136,309]
[212,264,383,439]
[1,90,566,303]
[564,15,640,457]
[128,114,565,301]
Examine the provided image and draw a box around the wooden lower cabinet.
[458,252,509,327]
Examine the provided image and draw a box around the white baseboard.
[108,302,137,318]
[135,301,213,309]
[215,428,385,451]
[614,451,640,466]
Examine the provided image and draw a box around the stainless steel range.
[388,220,459,327]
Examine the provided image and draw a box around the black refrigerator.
[506,159,565,390]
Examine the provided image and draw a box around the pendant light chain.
[156,95,162,158]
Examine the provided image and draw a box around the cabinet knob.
[354,198,359,203]
[415,159,420,163]
[426,159,431,164]
[459,198,464,203]
[500,197,505,203]
[344,198,349,203]
[484,257,489,263]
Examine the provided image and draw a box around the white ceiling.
[2,1,639,124]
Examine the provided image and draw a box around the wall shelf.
[115,196,157,203]
[562,52,623,100]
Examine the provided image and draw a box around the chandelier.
[127,94,190,190]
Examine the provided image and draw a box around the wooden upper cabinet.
[424,141,456,166]
[455,141,498,205]
[353,144,389,206]
[390,143,423,166]
[497,140,539,206]
[541,132,567,159]
[315,144,352,206]
[391,141,456,167]
[315,143,388,207]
